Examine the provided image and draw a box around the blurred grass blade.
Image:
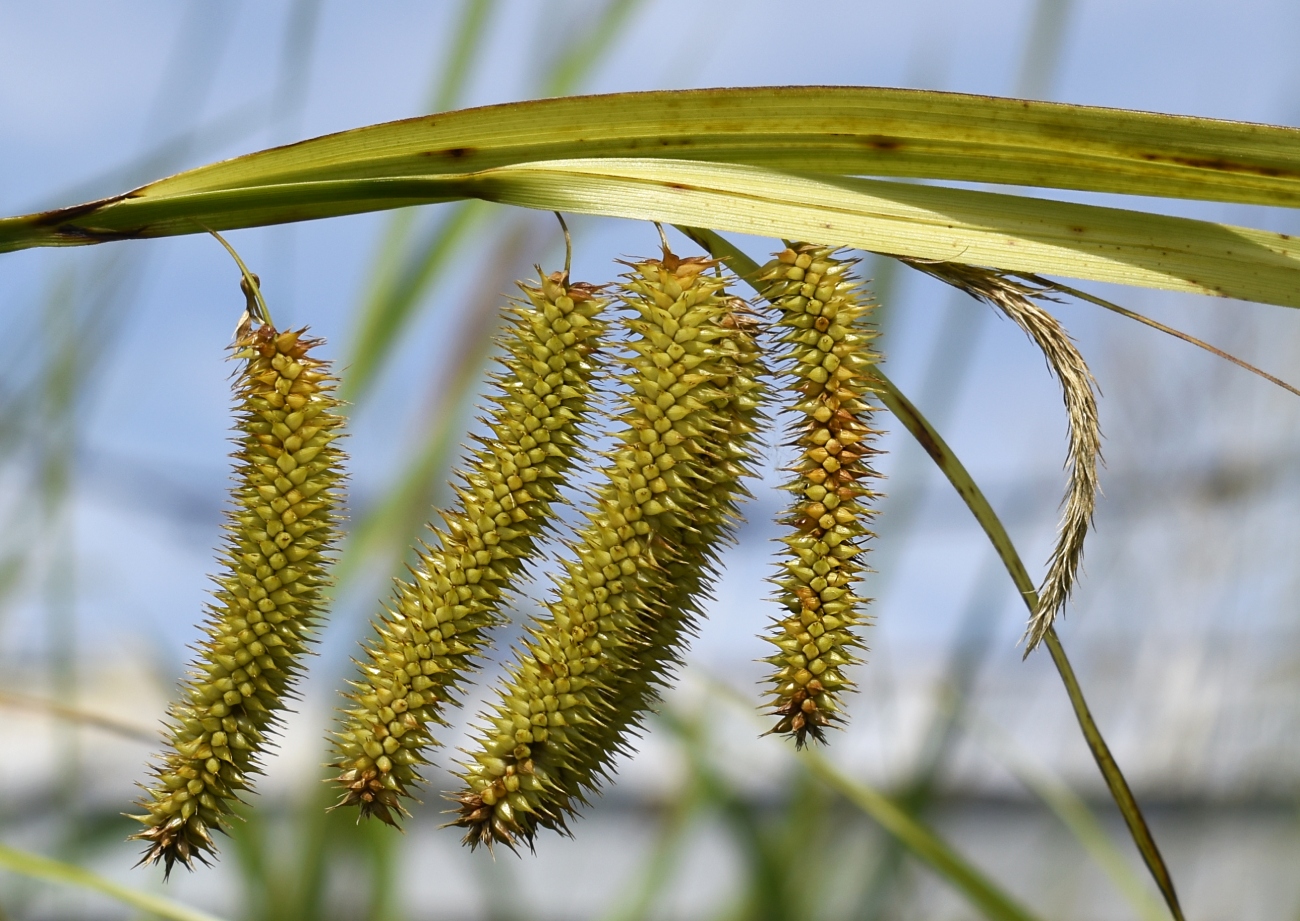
[336,222,533,586]
[345,200,488,400]
[12,158,1300,311]
[659,708,795,920]
[966,714,1172,921]
[344,0,498,402]
[0,691,156,745]
[0,844,227,921]
[431,0,499,116]
[15,87,1300,207]
[345,0,643,404]
[871,371,1187,921]
[687,226,1186,921]
[801,748,1042,921]
[540,0,643,97]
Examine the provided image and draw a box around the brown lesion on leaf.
[1138,150,1295,179]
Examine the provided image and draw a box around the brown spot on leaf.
[1140,152,1293,178]
[432,146,475,159]
[860,135,903,151]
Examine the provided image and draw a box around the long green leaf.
[470,159,1300,306]
[7,157,1300,309]
[15,87,1300,209]
[0,844,227,921]
[687,226,1186,921]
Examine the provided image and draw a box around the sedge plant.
[10,84,1300,921]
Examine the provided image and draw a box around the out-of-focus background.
[2,2,1299,918]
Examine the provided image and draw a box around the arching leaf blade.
[49,87,1300,205]
[9,159,1300,309]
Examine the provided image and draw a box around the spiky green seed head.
[330,270,607,825]
[756,244,885,747]
[130,325,345,876]
[454,253,766,850]
[582,300,769,767]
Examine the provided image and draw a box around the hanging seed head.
[584,299,768,768]
[756,244,885,747]
[898,261,1101,654]
[329,269,607,825]
[130,323,345,876]
[454,253,764,850]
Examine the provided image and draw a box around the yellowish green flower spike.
[330,270,607,825]
[755,244,885,748]
[130,324,345,876]
[589,305,767,764]
[454,253,763,850]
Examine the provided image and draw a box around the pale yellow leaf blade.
[469,158,1300,307]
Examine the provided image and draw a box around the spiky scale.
[584,305,767,768]
[329,270,607,825]
[755,244,885,747]
[130,325,345,876]
[454,253,765,849]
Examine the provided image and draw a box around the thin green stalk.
[872,371,1186,921]
[683,225,1185,921]
[966,713,1172,921]
[0,844,227,921]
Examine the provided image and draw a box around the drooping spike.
[130,323,346,876]
[329,269,607,825]
[453,250,766,850]
[755,243,885,747]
